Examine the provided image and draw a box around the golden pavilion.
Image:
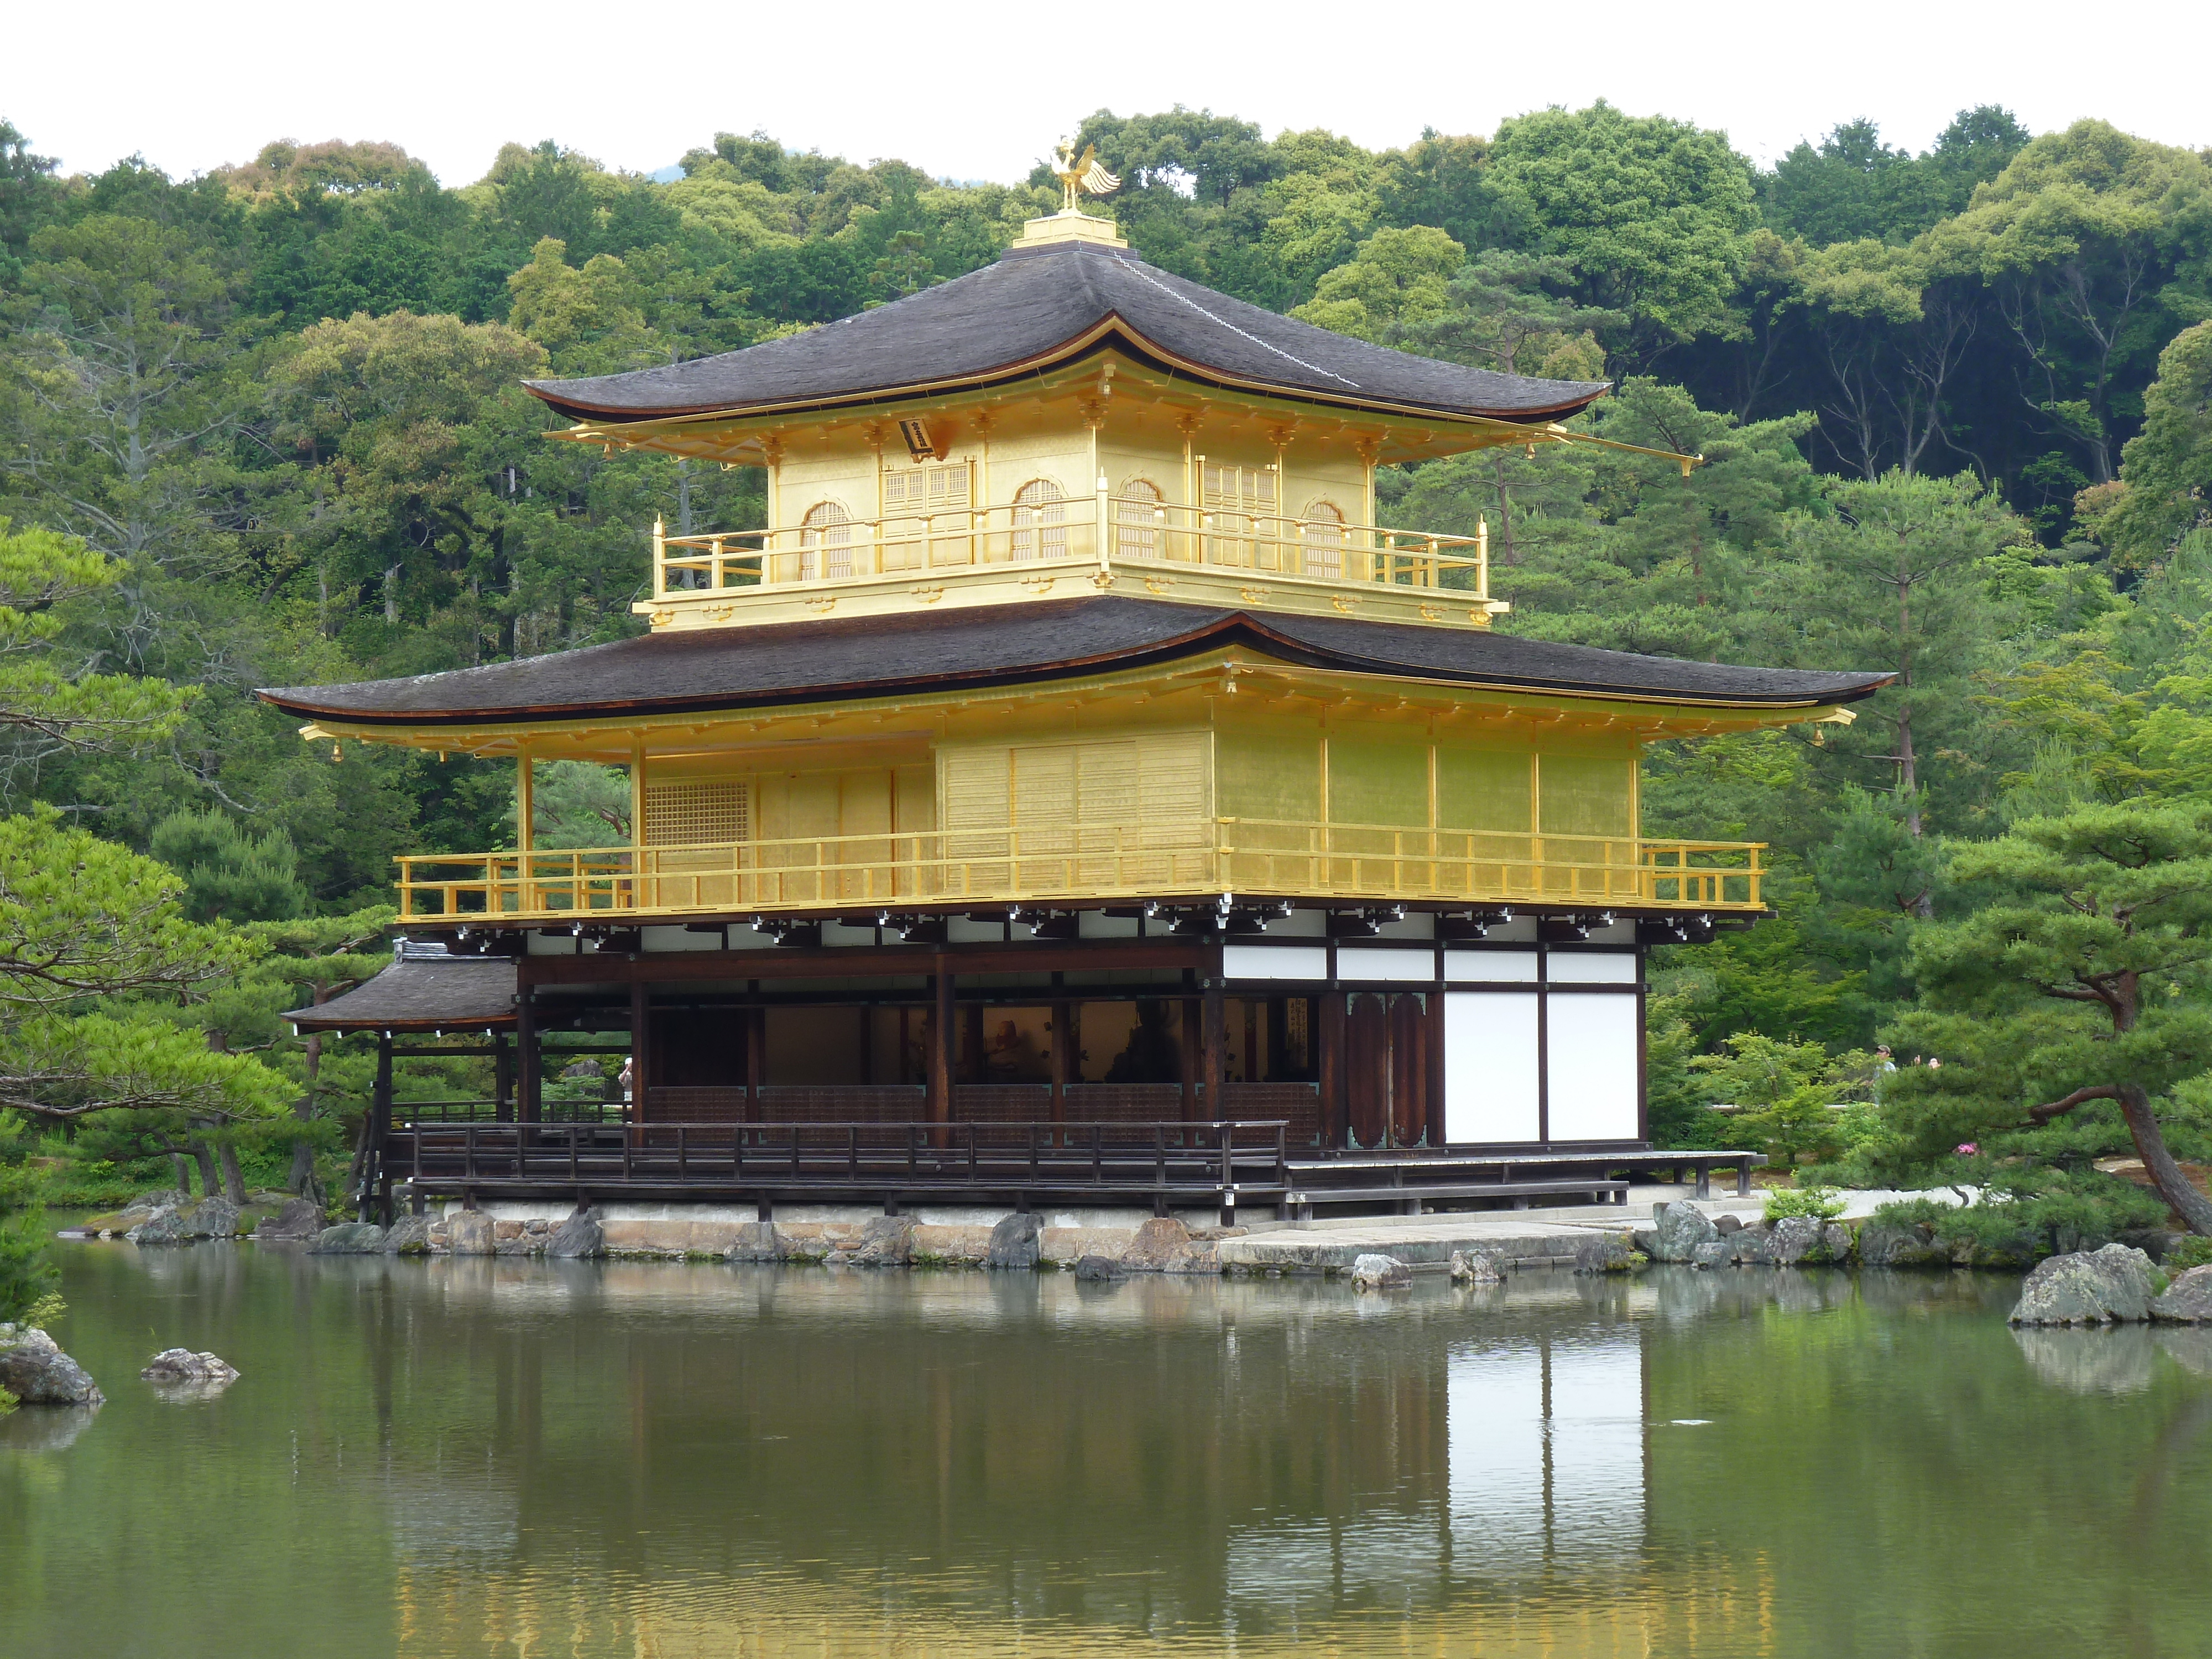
[269,187,1887,1223]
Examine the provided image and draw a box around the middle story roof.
[261,599,1891,730]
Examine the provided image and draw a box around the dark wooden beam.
[1202,979,1226,1124]
[930,971,953,1126]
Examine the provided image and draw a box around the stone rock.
[1573,1233,1634,1275]
[2119,1227,2188,1264]
[984,1211,1042,1270]
[256,1198,326,1241]
[726,1222,782,1264]
[1629,1227,1659,1257]
[1073,1254,1126,1282]
[1730,1228,1776,1265]
[381,1213,436,1255]
[1349,1253,1412,1290]
[1821,1223,1855,1264]
[1769,1215,1827,1265]
[309,1223,386,1254]
[1451,1249,1503,1284]
[0,1326,103,1406]
[2011,1243,2163,1326]
[1690,1239,1735,1270]
[2151,1263,2212,1323]
[1856,1220,1948,1268]
[849,1216,914,1267]
[1651,1201,1720,1263]
[1713,1213,1744,1236]
[546,1209,605,1260]
[140,1348,239,1384]
[129,1196,243,1245]
[1120,1217,1196,1273]
[446,1209,495,1257]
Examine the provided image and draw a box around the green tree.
[2085,320,2212,567]
[1888,802,2212,1234]
[1291,226,1463,342]
[149,808,310,922]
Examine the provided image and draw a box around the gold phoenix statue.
[1050,140,1120,213]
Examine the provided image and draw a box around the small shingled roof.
[525,241,1608,426]
[286,956,517,1031]
[261,598,1891,727]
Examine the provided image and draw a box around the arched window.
[797,499,852,581]
[1010,478,1066,561]
[1115,479,1164,559]
[1300,500,1345,581]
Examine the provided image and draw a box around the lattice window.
[643,779,749,847]
[798,499,852,581]
[884,462,971,519]
[1300,499,1345,580]
[1010,477,1067,561]
[1201,463,1278,515]
[1115,479,1164,559]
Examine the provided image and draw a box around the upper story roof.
[525,241,1608,428]
[262,598,1891,729]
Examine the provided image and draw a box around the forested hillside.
[1,102,2209,1255]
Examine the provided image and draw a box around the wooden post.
[1318,992,1347,1149]
[930,970,954,1126]
[629,979,650,1129]
[745,1003,765,1122]
[363,1029,393,1224]
[1202,980,1227,1124]
[1050,999,1073,1125]
[1180,997,1200,1120]
[517,987,541,1124]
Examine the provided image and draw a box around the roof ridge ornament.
[1014,139,1130,250]
[1051,139,1120,212]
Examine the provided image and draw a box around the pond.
[5,1239,2210,1658]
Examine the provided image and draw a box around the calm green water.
[5,1240,2211,1659]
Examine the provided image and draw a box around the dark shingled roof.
[526,241,1608,425]
[287,956,516,1031]
[261,599,1891,726]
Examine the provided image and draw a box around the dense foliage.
[0,103,2208,1245]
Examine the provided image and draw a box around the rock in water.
[1120,1217,1197,1273]
[256,1198,326,1241]
[1713,1213,1744,1236]
[1451,1249,1503,1284]
[546,1209,606,1260]
[381,1213,436,1255]
[1690,1239,1734,1270]
[309,1223,386,1254]
[129,1197,243,1246]
[848,1216,914,1266]
[0,1325,103,1406]
[1821,1223,1856,1264]
[1730,1228,1776,1266]
[1349,1253,1411,1290]
[140,1349,239,1384]
[2151,1262,2212,1323]
[445,1210,495,1257]
[1073,1254,1126,1282]
[2011,1243,2162,1325]
[984,1211,1042,1270]
[1574,1234,1634,1275]
[1856,1221,1948,1267]
[1768,1215,1827,1265]
[1651,1202,1720,1262]
[727,1222,782,1264]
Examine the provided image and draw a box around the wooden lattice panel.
[644,779,749,847]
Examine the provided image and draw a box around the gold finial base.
[1013,209,1129,250]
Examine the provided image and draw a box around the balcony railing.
[394,818,1764,920]
[652,498,1497,609]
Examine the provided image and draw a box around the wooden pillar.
[1427,989,1448,1149]
[745,1003,765,1121]
[629,979,650,1127]
[1318,992,1347,1148]
[362,1029,393,1224]
[517,987,541,1124]
[1179,997,1200,1120]
[1202,980,1227,1123]
[930,970,954,1125]
[1050,1000,1074,1124]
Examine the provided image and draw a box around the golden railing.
[653,499,1491,603]
[394,820,1763,919]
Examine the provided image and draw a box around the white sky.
[11,0,2209,188]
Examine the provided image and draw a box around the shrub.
[1765,1185,1845,1222]
[2168,1235,2212,1271]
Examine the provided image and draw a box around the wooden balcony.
[394,819,1765,922]
[642,499,1509,632]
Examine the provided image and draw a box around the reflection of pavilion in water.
[1225,1325,1646,1620]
